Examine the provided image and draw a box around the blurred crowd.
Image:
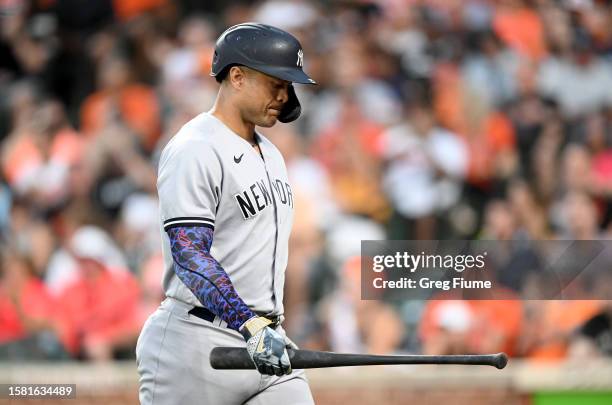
[1,0,612,363]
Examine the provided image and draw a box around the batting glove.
[240,316,292,376]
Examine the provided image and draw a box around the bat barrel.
[210,348,508,370]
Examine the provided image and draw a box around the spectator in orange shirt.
[112,0,168,22]
[493,0,546,61]
[518,299,602,361]
[80,54,161,152]
[56,227,142,361]
[313,91,389,222]
[419,291,523,357]
[465,110,518,188]
[2,94,85,208]
[432,61,518,190]
[0,249,66,360]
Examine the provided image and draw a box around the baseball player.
[136,23,317,404]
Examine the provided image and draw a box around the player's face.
[241,69,290,127]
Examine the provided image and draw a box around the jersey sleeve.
[167,226,256,330]
[158,137,220,231]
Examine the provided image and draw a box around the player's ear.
[228,66,247,90]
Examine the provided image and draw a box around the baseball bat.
[210,348,508,370]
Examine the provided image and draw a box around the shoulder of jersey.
[161,113,217,158]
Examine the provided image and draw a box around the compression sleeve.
[167,226,256,331]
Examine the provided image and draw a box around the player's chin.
[258,113,279,127]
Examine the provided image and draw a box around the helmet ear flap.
[278,84,301,123]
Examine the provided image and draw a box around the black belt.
[188,306,217,322]
[188,306,280,326]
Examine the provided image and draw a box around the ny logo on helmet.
[297,49,304,67]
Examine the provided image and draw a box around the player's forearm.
[167,226,256,330]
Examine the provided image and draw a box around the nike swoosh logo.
[234,153,244,164]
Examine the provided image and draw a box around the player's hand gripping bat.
[210,347,508,370]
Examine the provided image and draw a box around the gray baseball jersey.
[157,111,294,317]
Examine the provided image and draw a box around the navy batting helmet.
[211,23,316,123]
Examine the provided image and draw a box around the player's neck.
[210,98,256,144]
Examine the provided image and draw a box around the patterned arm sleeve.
[167,226,256,331]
